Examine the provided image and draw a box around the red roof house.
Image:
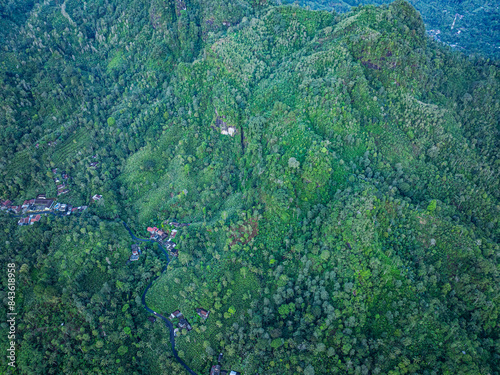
[196,308,210,319]
[30,215,41,225]
[18,217,29,226]
[169,310,183,319]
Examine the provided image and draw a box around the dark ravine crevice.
[240,127,245,153]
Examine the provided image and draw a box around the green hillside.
[0,1,499,374]
[282,0,500,59]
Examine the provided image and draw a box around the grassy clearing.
[107,50,124,73]
[51,128,92,166]
[4,149,31,179]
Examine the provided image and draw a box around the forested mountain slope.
[1,0,499,374]
[282,0,500,59]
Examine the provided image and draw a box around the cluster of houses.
[1,194,87,226]
[170,308,210,336]
[2,195,53,214]
[17,214,42,226]
[210,353,241,375]
[52,168,70,196]
[147,226,178,256]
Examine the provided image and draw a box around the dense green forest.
[282,0,500,59]
[1,0,499,374]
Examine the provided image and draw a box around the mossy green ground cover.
[1,1,499,374]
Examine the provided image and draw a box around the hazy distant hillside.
[282,0,500,59]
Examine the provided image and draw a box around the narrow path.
[122,222,199,375]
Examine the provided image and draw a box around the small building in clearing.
[130,244,141,261]
[178,318,192,331]
[196,308,210,320]
[170,310,183,319]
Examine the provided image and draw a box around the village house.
[92,194,102,202]
[1,200,12,210]
[178,318,192,331]
[196,308,210,320]
[30,198,54,211]
[213,351,241,375]
[18,217,29,226]
[147,227,160,239]
[89,162,99,168]
[29,215,41,225]
[157,229,168,240]
[58,189,69,196]
[164,240,177,255]
[9,205,22,214]
[21,200,32,210]
[221,371,241,375]
[147,316,156,323]
[170,229,178,239]
[170,310,183,319]
[130,244,141,261]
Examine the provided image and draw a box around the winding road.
[122,222,199,375]
[8,209,199,374]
